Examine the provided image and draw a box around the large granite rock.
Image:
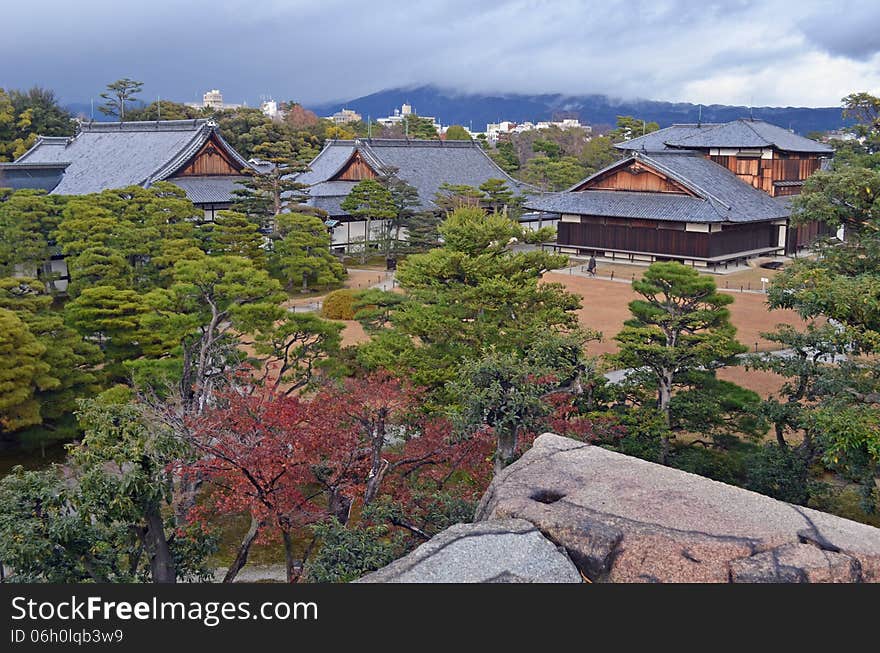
[356,518,581,583]
[475,433,880,583]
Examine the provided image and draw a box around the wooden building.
[527,119,834,267]
[0,119,258,291]
[295,139,531,252]
[0,119,256,221]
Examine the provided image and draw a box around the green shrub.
[744,444,812,505]
[670,445,747,486]
[303,519,402,583]
[321,289,356,320]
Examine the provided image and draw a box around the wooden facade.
[786,219,834,253]
[558,217,779,262]
[331,150,378,181]
[706,152,821,197]
[172,135,243,177]
[572,163,694,195]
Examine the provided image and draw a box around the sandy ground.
[544,273,809,358]
[566,260,785,289]
[716,366,786,400]
[252,268,803,402]
[281,268,389,310]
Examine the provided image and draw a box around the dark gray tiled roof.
[616,124,721,152]
[295,139,530,215]
[0,162,69,191]
[527,152,791,224]
[10,119,250,196]
[529,190,733,223]
[664,119,834,154]
[295,144,357,186]
[169,176,247,204]
[617,119,833,154]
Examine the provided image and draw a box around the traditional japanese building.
[295,138,532,252]
[0,119,255,221]
[0,119,258,292]
[527,119,835,267]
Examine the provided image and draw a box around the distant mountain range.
[63,85,852,135]
[308,85,852,135]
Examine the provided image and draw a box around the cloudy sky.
[3,0,880,107]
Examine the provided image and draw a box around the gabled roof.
[10,119,250,196]
[665,119,834,154]
[617,119,833,154]
[295,139,531,214]
[527,152,791,224]
[616,124,722,152]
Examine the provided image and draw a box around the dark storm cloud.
[1,0,879,108]
[797,1,880,60]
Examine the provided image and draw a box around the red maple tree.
[186,373,495,582]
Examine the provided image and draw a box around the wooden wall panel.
[332,151,378,181]
[575,162,695,195]
[708,223,776,257]
[558,218,777,260]
[708,152,822,196]
[786,220,834,253]
[173,136,241,177]
[558,219,710,258]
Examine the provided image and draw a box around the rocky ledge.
[362,433,880,583]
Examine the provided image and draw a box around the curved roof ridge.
[79,119,210,132]
[146,123,250,183]
[144,122,213,184]
[639,153,731,210]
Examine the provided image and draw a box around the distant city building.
[486,118,591,144]
[185,89,245,111]
[203,89,224,109]
[328,108,362,124]
[821,129,860,143]
[376,104,441,135]
[261,99,280,119]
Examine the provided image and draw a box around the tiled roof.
[667,119,834,153]
[10,119,250,196]
[295,139,531,215]
[527,152,791,224]
[169,176,247,204]
[617,119,833,154]
[616,124,721,152]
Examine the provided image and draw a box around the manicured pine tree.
[0,308,54,433]
[614,261,746,464]
[341,179,397,263]
[207,210,267,267]
[270,212,345,292]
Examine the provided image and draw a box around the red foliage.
[186,390,364,542]
[543,392,627,444]
[186,373,493,537]
[283,103,319,129]
[312,373,493,503]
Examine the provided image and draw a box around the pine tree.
[271,213,345,291]
[98,78,143,120]
[340,179,396,263]
[231,141,310,232]
[0,277,100,425]
[0,308,54,433]
[207,210,267,267]
[614,262,747,464]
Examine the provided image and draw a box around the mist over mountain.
[308,85,851,134]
